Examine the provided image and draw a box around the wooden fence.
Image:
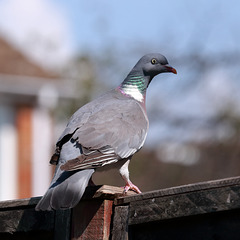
[1,176,240,240]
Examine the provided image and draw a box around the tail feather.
[35,169,94,211]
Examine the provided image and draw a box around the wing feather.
[56,90,149,171]
[61,146,119,171]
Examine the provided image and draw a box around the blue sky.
[0,0,239,65]
[52,0,240,55]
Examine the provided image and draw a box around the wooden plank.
[128,185,240,225]
[0,185,133,238]
[0,231,54,240]
[71,199,113,240]
[82,185,136,200]
[112,206,129,240]
[0,185,134,210]
[0,208,54,233]
[0,197,41,209]
[1,180,240,238]
[128,209,240,240]
[115,176,240,205]
[0,196,55,234]
[54,209,72,240]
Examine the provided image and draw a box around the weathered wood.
[0,208,54,233]
[71,199,113,240]
[70,185,134,239]
[0,185,133,210]
[83,185,136,200]
[54,209,72,240]
[0,231,54,240]
[112,206,129,240]
[0,197,54,234]
[115,176,240,205]
[128,209,240,240]
[128,185,240,225]
[0,197,41,209]
[0,179,240,240]
[0,197,55,240]
[0,185,134,240]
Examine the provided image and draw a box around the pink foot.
[123,181,142,194]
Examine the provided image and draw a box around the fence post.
[71,199,113,240]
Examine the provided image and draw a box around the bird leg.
[123,180,142,194]
[119,159,142,194]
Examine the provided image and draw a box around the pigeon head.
[119,53,177,102]
[133,53,177,79]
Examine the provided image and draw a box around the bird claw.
[123,181,142,194]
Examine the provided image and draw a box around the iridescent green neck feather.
[119,73,149,102]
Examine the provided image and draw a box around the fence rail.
[1,176,240,240]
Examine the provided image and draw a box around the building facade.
[0,37,74,200]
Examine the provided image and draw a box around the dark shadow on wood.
[0,197,54,240]
[129,209,240,240]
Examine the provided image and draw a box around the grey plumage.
[35,139,95,211]
[36,53,177,211]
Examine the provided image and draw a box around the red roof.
[0,37,57,78]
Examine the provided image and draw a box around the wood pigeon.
[35,53,177,211]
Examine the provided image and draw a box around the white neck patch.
[122,85,144,102]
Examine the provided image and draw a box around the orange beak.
[165,65,177,74]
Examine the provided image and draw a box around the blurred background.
[0,0,239,200]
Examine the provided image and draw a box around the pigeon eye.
[151,58,157,64]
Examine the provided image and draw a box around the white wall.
[0,105,17,200]
[32,107,53,197]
